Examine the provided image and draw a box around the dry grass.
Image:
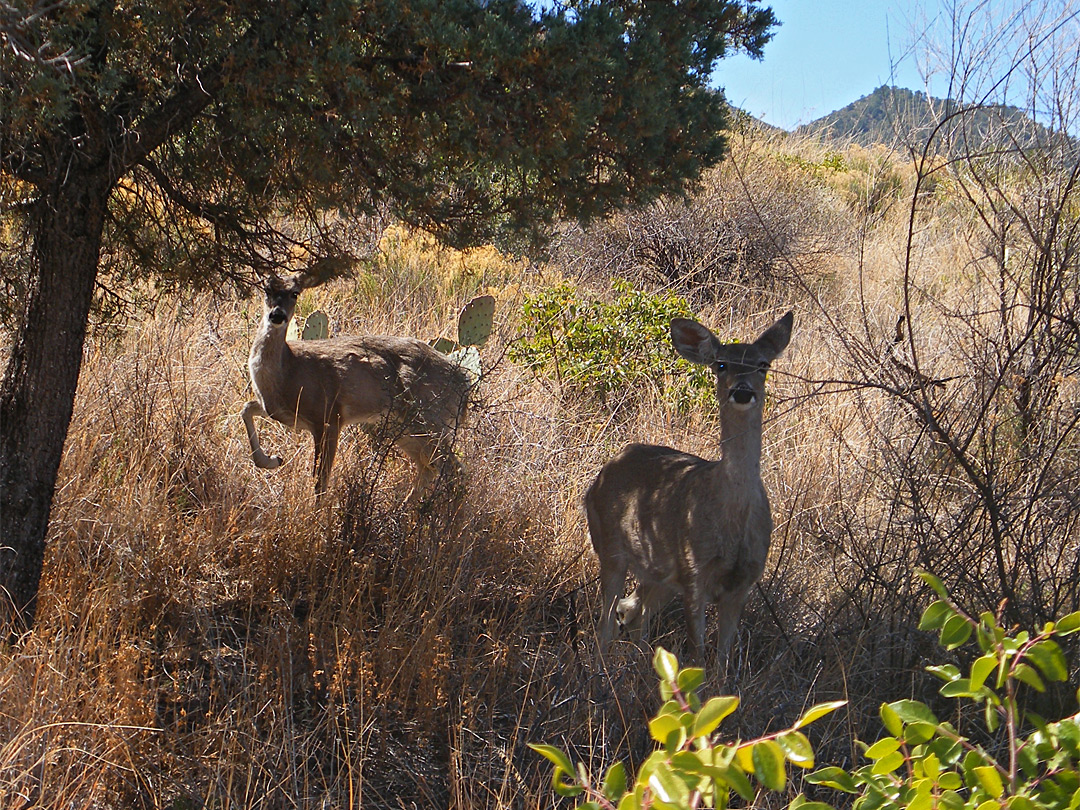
[3,128,1079,808]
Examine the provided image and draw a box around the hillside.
[796,84,1063,151]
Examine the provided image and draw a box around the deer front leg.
[683,583,708,664]
[713,586,752,676]
[242,401,283,470]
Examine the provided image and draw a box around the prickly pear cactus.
[449,346,482,382]
[431,295,495,384]
[301,310,329,340]
[429,336,457,354]
[457,295,495,347]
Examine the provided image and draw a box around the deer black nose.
[268,308,287,325]
[730,386,756,406]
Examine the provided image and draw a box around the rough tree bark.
[1,164,111,636]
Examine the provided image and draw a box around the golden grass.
[4,137,1078,807]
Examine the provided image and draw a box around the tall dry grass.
[3,125,1079,808]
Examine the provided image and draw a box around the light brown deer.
[585,310,794,665]
[242,268,471,496]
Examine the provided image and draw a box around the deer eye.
[714,362,726,373]
[290,291,300,299]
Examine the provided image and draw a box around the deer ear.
[671,318,722,365]
[295,255,355,289]
[754,310,794,360]
[265,274,287,293]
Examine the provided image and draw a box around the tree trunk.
[0,167,110,637]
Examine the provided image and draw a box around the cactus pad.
[457,295,495,347]
[301,311,329,340]
[430,336,457,354]
[449,345,482,383]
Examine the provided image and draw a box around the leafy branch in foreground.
[806,570,1080,810]
[530,647,845,810]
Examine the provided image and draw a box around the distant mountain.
[795,85,1066,152]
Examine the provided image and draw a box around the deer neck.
[717,406,764,483]
[249,320,293,404]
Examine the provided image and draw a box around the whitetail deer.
[585,310,794,665]
[242,268,471,497]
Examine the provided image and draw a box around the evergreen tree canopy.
[3,0,775,277]
[0,0,776,634]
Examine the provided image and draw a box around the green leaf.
[648,761,691,807]
[552,772,584,797]
[710,756,755,800]
[617,792,641,810]
[1027,640,1068,682]
[805,766,858,793]
[528,743,575,777]
[692,696,739,739]
[938,773,963,790]
[664,726,688,755]
[649,713,684,744]
[970,655,998,691]
[940,679,978,698]
[920,600,956,631]
[890,701,940,726]
[751,740,787,791]
[973,766,1004,798]
[795,701,847,729]
[908,777,934,810]
[919,753,940,779]
[864,738,901,760]
[927,664,962,682]
[871,750,905,775]
[880,703,904,737]
[917,570,949,598]
[902,721,936,743]
[1014,663,1046,693]
[777,731,815,768]
[602,762,628,802]
[653,648,679,684]
[1055,611,1080,635]
[677,667,705,695]
[1007,796,1038,810]
[940,614,974,650]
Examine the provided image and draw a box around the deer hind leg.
[313,422,340,495]
[396,433,461,502]
[242,401,283,470]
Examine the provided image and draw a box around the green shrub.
[533,574,1080,810]
[510,280,714,411]
[806,570,1080,810]
[530,647,845,810]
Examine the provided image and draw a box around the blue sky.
[716,0,932,130]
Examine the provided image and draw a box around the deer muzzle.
[729,384,757,408]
